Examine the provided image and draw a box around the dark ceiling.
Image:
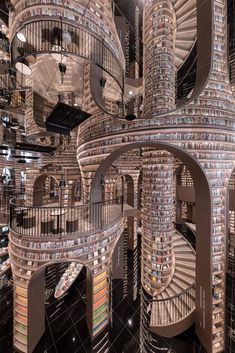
[114,0,143,63]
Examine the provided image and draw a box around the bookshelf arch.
[32,173,59,206]
[90,140,216,351]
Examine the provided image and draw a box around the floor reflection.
[0,233,234,353]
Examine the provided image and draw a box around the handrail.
[149,282,195,303]
[9,196,123,238]
[174,225,196,252]
[10,18,124,91]
[142,282,196,327]
[10,196,122,209]
[175,222,196,250]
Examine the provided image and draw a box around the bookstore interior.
[0,0,235,352]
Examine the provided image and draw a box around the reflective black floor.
[0,236,234,353]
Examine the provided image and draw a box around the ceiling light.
[59,175,66,188]
[16,30,27,43]
[15,60,32,76]
[59,63,66,84]
[62,31,72,45]
[128,90,134,95]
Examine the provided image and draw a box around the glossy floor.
[0,238,234,353]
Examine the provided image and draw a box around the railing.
[142,283,196,327]
[141,289,177,353]
[11,19,124,91]
[0,187,21,224]
[10,197,123,238]
[175,222,196,250]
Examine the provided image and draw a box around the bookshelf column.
[143,0,176,118]
[86,267,110,338]
[24,77,42,137]
[141,150,174,295]
[11,262,45,353]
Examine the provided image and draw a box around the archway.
[15,259,92,353]
[33,174,59,206]
[70,177,83,206]
[90,141,213,351]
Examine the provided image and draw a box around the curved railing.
[152,283,195,326]
[142,282,196,328]
[10,196,123,238]
[10,19,124,91]
[175,222,196,250]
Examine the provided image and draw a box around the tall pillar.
[141,150,174,295]
[143,0,176,118]
[24,77,42,137]
[10,257,45,353]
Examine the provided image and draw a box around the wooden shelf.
[15,314,28,326]
[213,336,223,344]
[213,307,223,315]
[15,304,28,316]
[213,327,223,335]
[15,323,28,336]
[14,339,27,353]
[213,317,223,325]
[213,342,224,353]
[14,297,28,308]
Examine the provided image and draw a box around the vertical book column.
[141,150,174,296]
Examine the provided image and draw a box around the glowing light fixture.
[16,30,27,43]
[15,60,32,76]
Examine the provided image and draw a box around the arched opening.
[174,164,196,249]
[0,167,15,223]
[33,174,59,206]
[90,141,213,351]
[70,177,83,206]
[100,165,119,202]
[114,174,134,207]
[16,260,93,353]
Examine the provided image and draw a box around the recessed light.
[128,90,134,95]
[15,61,32,76]
[16,31,27,43]
[128,319,132,326]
